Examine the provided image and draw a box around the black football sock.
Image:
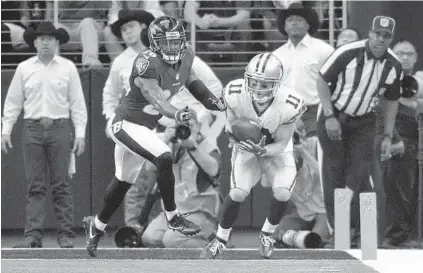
[220,195,242,229]
[267,197,288,225]
[97,176,132,223]
[154,153,177,212]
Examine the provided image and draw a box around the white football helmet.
[245,53,284,103]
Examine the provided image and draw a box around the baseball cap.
[372,16,396,34]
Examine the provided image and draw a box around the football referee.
[316,16,403,246]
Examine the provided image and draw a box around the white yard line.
[346,250,423,273]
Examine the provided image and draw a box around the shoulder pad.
[134,51,160,78]
[279,89,306,124]
[223,79,244,109]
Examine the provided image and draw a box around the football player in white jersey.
[201,53,306,259]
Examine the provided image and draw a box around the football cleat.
[259,231,276,259]
[167,213,201,236]
[83,216,104,257]
[200,237,226,259]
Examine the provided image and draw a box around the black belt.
[335,110,375,126]
[24,118,68,128]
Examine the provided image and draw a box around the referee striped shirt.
[320,40,403,116]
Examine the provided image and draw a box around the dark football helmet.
[148,16,187,64]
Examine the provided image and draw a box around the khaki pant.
[274,202,331,246]
[141,212,216,248]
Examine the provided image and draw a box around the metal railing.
[1,0,347,68]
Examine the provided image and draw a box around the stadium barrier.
[0,67,263,230]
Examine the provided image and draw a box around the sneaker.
[57,236,74,248]
[167,214,201,236]
[83,216,104,257]
[200,237,226,259]
[259,232,276,259]
[12,236,42,248]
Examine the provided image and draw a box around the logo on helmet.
[160,19,170,28]
[380,18,389,27]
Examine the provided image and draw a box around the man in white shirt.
[103,9,155,121]
[103,0,170,62]
[1,22,87,248]
[273,2,334,137]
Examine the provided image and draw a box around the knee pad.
[273,187,291,202]
[153,152,173,174]
[229,188,250,202]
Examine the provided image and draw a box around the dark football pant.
[318,110,386,245]
[384,137,418,245]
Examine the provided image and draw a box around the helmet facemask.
[150,33,186,64]
[245,73,281,104]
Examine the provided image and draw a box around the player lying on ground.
[82,16,226,257]
[201,53,307,259]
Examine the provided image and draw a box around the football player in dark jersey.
[83,16,226,257]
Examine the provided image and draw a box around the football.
[231,117,262,144]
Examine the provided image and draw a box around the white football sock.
[216,224,232,242]
[94,215,107,231]
[165,209,179,221]
[261,218,278,234]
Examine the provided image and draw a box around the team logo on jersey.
[136,59,149,76]
[111,121,123,134]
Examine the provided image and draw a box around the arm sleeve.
[68,64,88,138]
[103,60,123,119]
[383,66,403,101]
[195,149,222,192]
[2,65,25,135]
[191,57,223,98]
[319,48,352,83]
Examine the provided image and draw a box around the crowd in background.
[1,0,344,68]
[1,0,421,250]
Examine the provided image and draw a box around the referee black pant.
[318,109,386,245]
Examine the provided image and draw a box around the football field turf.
[1,248,379,273]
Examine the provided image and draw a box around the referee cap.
[372,16,395,34]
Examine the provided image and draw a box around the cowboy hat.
[23,21,69,47]
[111,9,155,38]
[276,2,320,36]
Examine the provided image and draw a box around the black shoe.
[200,237,226,259]
[57,236,74,248]
[167,214,201,236]
[13,236,42,248]
[83,216,104,257]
